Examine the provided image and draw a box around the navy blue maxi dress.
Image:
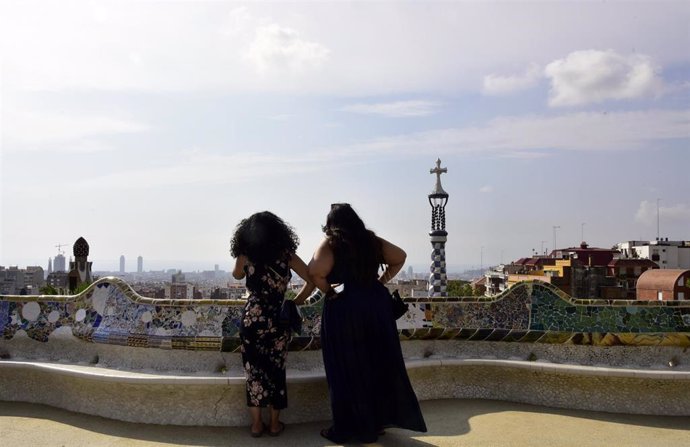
[321,256,427,442]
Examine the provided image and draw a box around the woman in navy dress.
[308,203,427,443]
[231,211,312,437]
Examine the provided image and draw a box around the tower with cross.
[428,158,449,297]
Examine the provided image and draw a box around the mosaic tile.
[2,277,690,351]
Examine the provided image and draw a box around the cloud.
[340,100,441,117]
[545,50,663,107]
[75,150,359,190]
[479,185,493,193]
[635,200,690,226]
[3,110,149,150]
[245,24,330,75]
[482,64,541,96]
[1,3,686,96]
[342,109,689,156]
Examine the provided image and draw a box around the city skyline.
[2,1,689,271]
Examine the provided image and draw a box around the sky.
[1,0,689,273]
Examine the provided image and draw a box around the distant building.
[551,242,618,267]
[0,266,45,295]
[46,272,69,290]
[120,255,125,273]
[169,270,192,299]
[495,242,626,299]
[54,254,66,272]
[386,279,428,298]
[137,256,143,274]
[636,269,690,301]
[471,277,487,295]
[68,237,93,291]
[211,288,230,299]
[484,268,507,296]
[47,258,53,276]
[607,258,659,299]
[616,239,690,269]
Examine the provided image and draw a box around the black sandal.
[320,427,350,444]
[250,423,266,438]
[268,422,285,437]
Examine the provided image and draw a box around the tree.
[72,281,92,295]
[39,285,59,295]
[447,280,474,297]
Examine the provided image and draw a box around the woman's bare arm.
[232,255,248,280]
[378,237,406,284]
[308,238,335,294]
[289,253,316,305]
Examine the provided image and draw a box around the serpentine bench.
[2,277,689,425]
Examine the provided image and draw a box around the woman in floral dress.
[231,211,313,437]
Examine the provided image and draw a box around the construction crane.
[55,243,67,255]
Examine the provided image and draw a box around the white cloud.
[482,64,541,96]
[479,185,493,193]
[245,24,330,75]
[545,50,663,107]
[3,110,149,150]
[1,3,685,95]
[635,200,690,226]
[340,100,441,117]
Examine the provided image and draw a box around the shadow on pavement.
[1,398,689,446]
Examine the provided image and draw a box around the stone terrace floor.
[1,399,689,447]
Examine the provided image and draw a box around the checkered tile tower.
[428,158,449,297]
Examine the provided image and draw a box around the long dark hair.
[323,203,382,284]
[230,211,299,265]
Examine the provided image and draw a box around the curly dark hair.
[230,211,299,265]
[323,203,383,284]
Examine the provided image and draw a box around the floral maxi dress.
[239,255,292,409]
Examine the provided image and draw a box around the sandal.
[268,422,285,437]
[250,423,266,438]
[320,427,350,444]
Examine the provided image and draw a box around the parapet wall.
[1,277,689,352]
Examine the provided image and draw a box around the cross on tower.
[430,158,447,186]
[429,158,448,197]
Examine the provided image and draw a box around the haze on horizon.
[1,1,689,273]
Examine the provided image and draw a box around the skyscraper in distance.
[137,256,143,273]
[120,255,125,273]
[54,254,66,273]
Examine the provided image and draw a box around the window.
[678,292,685,300]
[658,291,663,301]
[679,278,684,287]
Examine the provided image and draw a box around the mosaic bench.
[2,277,690,425]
